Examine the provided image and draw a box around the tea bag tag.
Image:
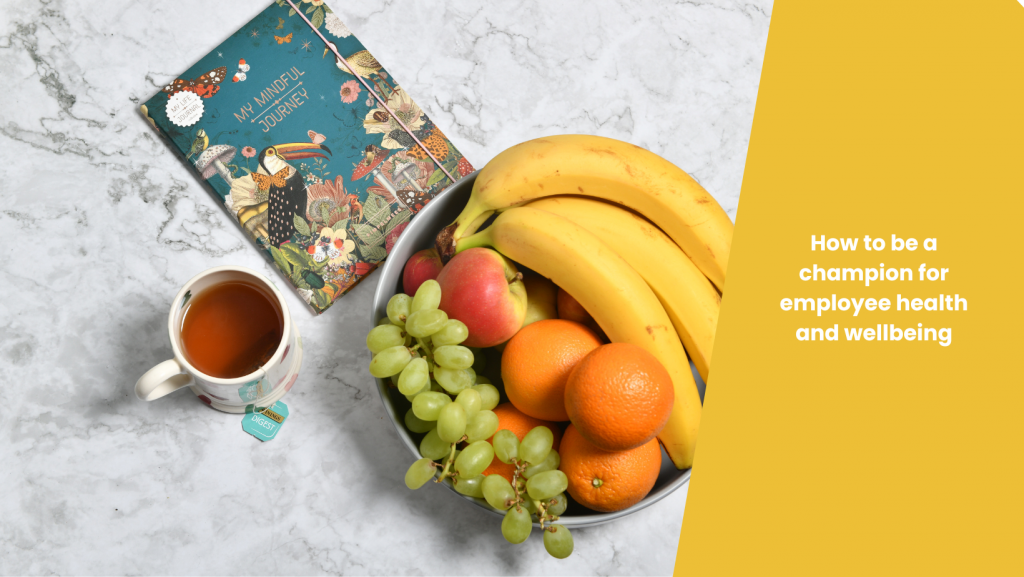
[241,401,289,442]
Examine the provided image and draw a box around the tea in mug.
[180,281,284,378]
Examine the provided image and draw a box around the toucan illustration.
[254,142,332,246]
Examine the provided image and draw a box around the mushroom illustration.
[456,156,474,178]
[353,146,407,209]
[392,159,424,193]
[195,144,237,187]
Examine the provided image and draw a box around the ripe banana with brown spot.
[435,134,733,291]
[527,196,720,383]
[456,206,701,469]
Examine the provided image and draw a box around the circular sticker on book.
[166,91,204,127]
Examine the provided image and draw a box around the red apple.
[557,287,604,337]
[403,248,444,295]
[437,248,527,347]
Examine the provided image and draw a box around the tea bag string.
[282,0,458,185]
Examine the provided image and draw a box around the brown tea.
[180,281,284,379]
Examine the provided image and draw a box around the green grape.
[412,391,451,421]
[470,347,487,372]
[404,408,436,434]
[397,357,429,395]
[524,449,560,479]
[366,324,405,353]
[435,366,474,394]
[520,426,554,465]
[405,309,448,338]
[403,380,430,403]
[433,345,474,370]
[473,383,500,410]
[387,294,412,327]
[454,440,494,479]
[369,345,412,378]
[475,375,492,385]
[405,458,436,489]
[523,494,538,515]
[547,493,568,516]
[411,279,442,313]
[437,402,467,443]
[543,525,573,559]
[431,319,469,347]
[501,507,532,544]
[493,429,520,464]
[429,380,444,393]
[419,428,450,460]
[465,409,499,443]
[453,474,486,498]
[526,470,568,501]
[455,388,481,417]
[482,474,516,511]
[377,316,393,327]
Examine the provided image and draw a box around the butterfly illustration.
[162,67,228,98]
[252,168,289,192]
[232,58,250,82]
[396,188,432,212]
[308,130,326,145]
[276,17,285,30]
[274,33,292,44]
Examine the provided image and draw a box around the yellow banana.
[436,134,733,290]
[527,197,720,383]
[456,206,701,469]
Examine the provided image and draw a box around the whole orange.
[482,403,563,483]
[502,319,602,421]
[564,343,674,451]
[559,424,662,513]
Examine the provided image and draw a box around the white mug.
[135,265,303,413]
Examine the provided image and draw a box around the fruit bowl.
[370,172,693,528]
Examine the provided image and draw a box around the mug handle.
[135,359,193,401]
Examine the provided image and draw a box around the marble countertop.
[0,0,769,574]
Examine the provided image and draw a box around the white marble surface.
[0,0,770,574]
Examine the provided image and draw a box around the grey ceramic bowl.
[371,172,692,528]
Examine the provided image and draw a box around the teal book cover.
[141,0,473,314]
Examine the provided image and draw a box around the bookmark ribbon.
[284,0,459,185]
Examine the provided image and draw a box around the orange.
[559,424,662,513]
[482,403,563,483]
[502,319,602,421]
[564,343,674,451]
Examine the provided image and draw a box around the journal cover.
[141,0,473,314]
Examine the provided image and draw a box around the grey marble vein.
[0,0,771,574]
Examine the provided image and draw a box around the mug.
[135,265,303,413]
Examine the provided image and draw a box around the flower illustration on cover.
[311,227,356,267]
[306,175,363,228]
[324,12,351,37]
[340,80,361,104]
[228,174,271,242]
[363,88,426,149]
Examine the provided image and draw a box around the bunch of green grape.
[367,280,574,559]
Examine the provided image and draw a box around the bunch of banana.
[435,134,732,291]
[455,207,703,469]
[526,197,720,384]
[442,135,734,470]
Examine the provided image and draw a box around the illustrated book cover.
[141,0,473,314]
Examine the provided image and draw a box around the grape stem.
[416,336,436,375]
[434,435,468,483]
[416,337,433,356]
